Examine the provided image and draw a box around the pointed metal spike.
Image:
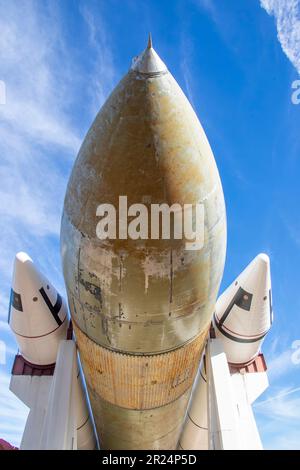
[147,33,153,49]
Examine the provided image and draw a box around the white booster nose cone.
[214,253,273,366]
[9,252,68,365]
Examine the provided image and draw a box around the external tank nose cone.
[131,35,167,75]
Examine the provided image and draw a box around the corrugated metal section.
[74,322,206,410]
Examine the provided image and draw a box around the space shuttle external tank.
[61,38,227,449]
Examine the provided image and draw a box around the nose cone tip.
[12,252,35,293]
[147,33,153,49]
[15,251,33,264]
[256,252,270,265]
[252,253,270,275]
[131,36,167,75]
[241,253,270,287]
[14,252,33,278]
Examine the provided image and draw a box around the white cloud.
[80,4,116,116]
[179,34,196,108]
[196,0,218,20]
[0,372,29,447]
[267,347,297,380]
[0,321,9,332]
[255,386,300,419]
[260,0,300,75]
[0,0,115,285]
[265,432,300,450]
[0,1,81,152]
[0,0,116,446]
[0,1,81,248]
[263,333,300,381]
[254,337,300,448]
[254,386,300,449]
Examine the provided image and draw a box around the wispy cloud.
[0,0,81,249]
[0,0,115,299]
[260,0,300,75]
[254,335,300,449]
[0,1,81,152]
[195,0,218,20]
[0,321,9,333]
[79,3,116,116]
[255,386,300,415]
[267,347,296,380]
[179,34,196,108]
[0,372,29,447]
[254,386,300,449]
[0,0,116,445]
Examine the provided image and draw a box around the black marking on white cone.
[8,289,23,323]
[187,412,208,430]
[39,287,63,326]
[269,289,273,325]
[200,371,207,383]
[10,289,23,312]
[200,366,207,382]
[214,314,268,344]
[218,287,253,326]
[8,289,23,324]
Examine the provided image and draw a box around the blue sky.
[0,0,299,449]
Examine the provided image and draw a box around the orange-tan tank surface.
[60,37,227,449]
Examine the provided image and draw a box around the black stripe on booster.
[269,289,273,325]
[218,286,253,326]
[214,315,268,344]
[10,289,23,312]
[8,288,23,323]
[7,289,23,323]
[39,287,63,326]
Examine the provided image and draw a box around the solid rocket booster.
[61,39,227,449]
[179,254,273,450]
[9,252,96,450]
[9,252,68,365]
[179,357,208,450]
[214,253,273,366]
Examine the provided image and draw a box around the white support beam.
[231,372,267,449]
[39,340,77,450]
[206,337,268,450]
[10,375,52,450]
[207,338,240,450]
